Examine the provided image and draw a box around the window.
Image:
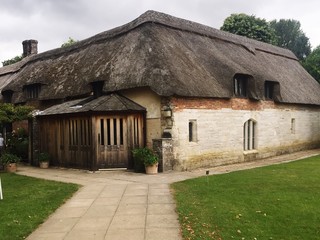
[234,75,248,97]
[68,119,91,147]
[264,81,275,100]
[2,90,13,103]
[291,118,295,134]
[244,119,256,150]
[99,118,124,146]
[189,120,197,142]
[24,84,41,99]
[90,81,104,98]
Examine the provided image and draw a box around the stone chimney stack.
[22,40,38,57]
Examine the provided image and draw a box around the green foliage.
[2,55,23,67]
[172,155,320,240]
[0,173,79,240]
[132,147,158,167]
[38,152,50,162]
[0,153,20,164]
[302,45,320,83]
[61,37,78,48]
[270,19,311,60]
[0,104,33,127]
[220,13,277,44]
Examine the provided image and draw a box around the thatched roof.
[37,93,145,116]
[1,10,320,105]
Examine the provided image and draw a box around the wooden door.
[97,116,127,168]
[96,114,144,169]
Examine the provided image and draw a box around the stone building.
[0,11,319,171]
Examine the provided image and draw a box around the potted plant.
[38,152,50,169]
[132,148,146,173]
[0,153,20,173]
[132,147,158,174]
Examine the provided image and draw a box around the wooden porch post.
[90,116,97,171]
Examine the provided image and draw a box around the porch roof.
[38,93,145,116]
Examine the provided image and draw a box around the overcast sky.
[1,0,319,65]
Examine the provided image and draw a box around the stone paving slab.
[16,148,320,240]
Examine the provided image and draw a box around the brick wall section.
[12,120,29,133]
[170,97,313,111]
[168,97,320,171]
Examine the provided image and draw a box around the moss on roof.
[1,10,320,105]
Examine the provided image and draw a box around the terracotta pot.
[6,163,17,173]
[39,161,49,169]
[145,163,158,174]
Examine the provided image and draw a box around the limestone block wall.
[170,97,320,171]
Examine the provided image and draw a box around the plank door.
[97,116,128,168]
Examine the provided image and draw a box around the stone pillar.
[153,138,174,172]
[30,118,40,166]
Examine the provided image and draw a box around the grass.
[172,155,320,240]
[0,173,80,240]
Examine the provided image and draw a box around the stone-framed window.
[234,74,248,97]
[244,119,256,150]
[188,119,197,142]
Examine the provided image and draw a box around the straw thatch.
[1,10,319,105]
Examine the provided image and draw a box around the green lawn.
[172,155,320,240]
[0,173,79,240]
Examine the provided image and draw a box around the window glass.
[189,120,197,142]
[244,119,256,150]
[264,81,274,100]
[234,75,248,97]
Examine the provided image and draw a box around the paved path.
[17,149,320,240]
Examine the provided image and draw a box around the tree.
[302,45,320,83]
[0,104,34,127]
[220,13,277,44]
[2,55,23,67]
[270,19,311,60]
[61,37,78,48]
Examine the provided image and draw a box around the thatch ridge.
[0,10,319,106]
[6,10,296,65]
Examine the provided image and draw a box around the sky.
[1,0,319,65]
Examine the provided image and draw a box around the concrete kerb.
[16,148,320,240]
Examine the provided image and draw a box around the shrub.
[132,147,158,167]
[0,153,21,165]
[38,152,50,162]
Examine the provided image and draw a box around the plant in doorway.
[132,147,159,174]
[38,152,50,169]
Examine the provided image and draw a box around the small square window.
[264,81,275,100]
[24,84,41,99]
[2,90,13,103]
[234,75,248,97]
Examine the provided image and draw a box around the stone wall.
[153,138,174,171]
[169,97,320,171]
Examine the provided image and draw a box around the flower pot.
[39,161,49,169]
[145,163,158,174]
[6,163,17,173]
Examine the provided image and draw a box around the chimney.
[22,39,38,57]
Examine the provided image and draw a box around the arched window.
[244,119,256,150]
